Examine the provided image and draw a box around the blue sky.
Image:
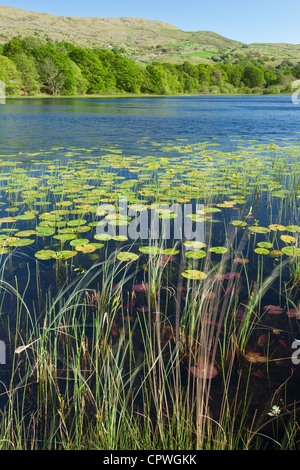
[1,0,300,44]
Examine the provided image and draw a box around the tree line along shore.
[1,36,300,96]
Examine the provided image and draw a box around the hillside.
[0,5,300,65]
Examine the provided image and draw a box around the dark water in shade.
[1,95,300,156]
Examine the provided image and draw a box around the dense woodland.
[1,36,300,96]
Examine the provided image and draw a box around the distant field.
[183,50,217,58]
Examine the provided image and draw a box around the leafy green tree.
[0,55,21,94]
[143,64,180,95]
[69,47,115,93]
[181,61,198,78]
[65,60,89,95]
[110,54,142,93]
[220,64,244,87]
[185,76,198,93]
[292,64,300,79]
[22,36,46,54]
[242,66,265,88]
[12,53,40,95]
[31,43,86,95]
[197,65,211,86]
[210,67,227,86]
[38,57,66,95]
[264,70,277,87]
[2,38,23,58]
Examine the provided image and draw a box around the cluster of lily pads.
[0,139,298,281]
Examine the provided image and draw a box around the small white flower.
[268,405,281,417]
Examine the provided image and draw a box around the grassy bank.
[5,91,292,100]
[1,239,299,450]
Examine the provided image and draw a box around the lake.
[1,95,300,155]
[0,95,300,450]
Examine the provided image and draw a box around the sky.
[1,0,300,44]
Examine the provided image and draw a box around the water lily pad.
[209,246,228,254]
[113,235,128,241]
[70,238,90,247]
[269,250,283,257]
[35,227,55,237]
[181,270,207,280]
[56,201,72,207]
[190,360,218,379]
[268,224,286,231]
[197,207,221,214]
[254,248,269,255]
[139,246,161,255]
[15,213,36,221]
[286,225,300,233]
[15,230,37,237]
[286,309,300,319]
[281,235,297,244]
[9,238,34,247]
[231,220,247,227]
[35,249,56,260]
[282,246,300,257]
[75,244,96,253]
[89,242,104,250]
[53,233,77,241]
[52,251,78,260]
[248,226,271,234]
[67,219,87,227]
[162,248,180,255]
[244,351,268,363]
[183,240,206,249]
[185,249,206,259]
[116,252,139,262]
[94,233,112,241]
[257,242,273,249]
[0,217,17,223]
[233,257,249,264]
[73,226,91,233]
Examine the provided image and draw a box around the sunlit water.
[1,95,300,155]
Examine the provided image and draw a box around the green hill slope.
[0,5,299,65]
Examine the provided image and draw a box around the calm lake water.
[1,95,300,447]
[1,95,300,156]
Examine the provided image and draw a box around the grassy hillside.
[0,5,300,65]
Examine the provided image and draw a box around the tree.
[220,64,244,87]
[22,36,45,53]
[109,54,142,93]
[243,66,265,88]
[292,64,300,79]
[0,55,21,94]
[210,67,226,86]
[65,60,89,95]
[69,48,112,94]
[38,57,66,95]
[2,38,23,58]
[12,53,40,95]
[197,65,211,86]
[264,70,277,87]
[142,64,180,95]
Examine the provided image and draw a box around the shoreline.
[5,91,292,100]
